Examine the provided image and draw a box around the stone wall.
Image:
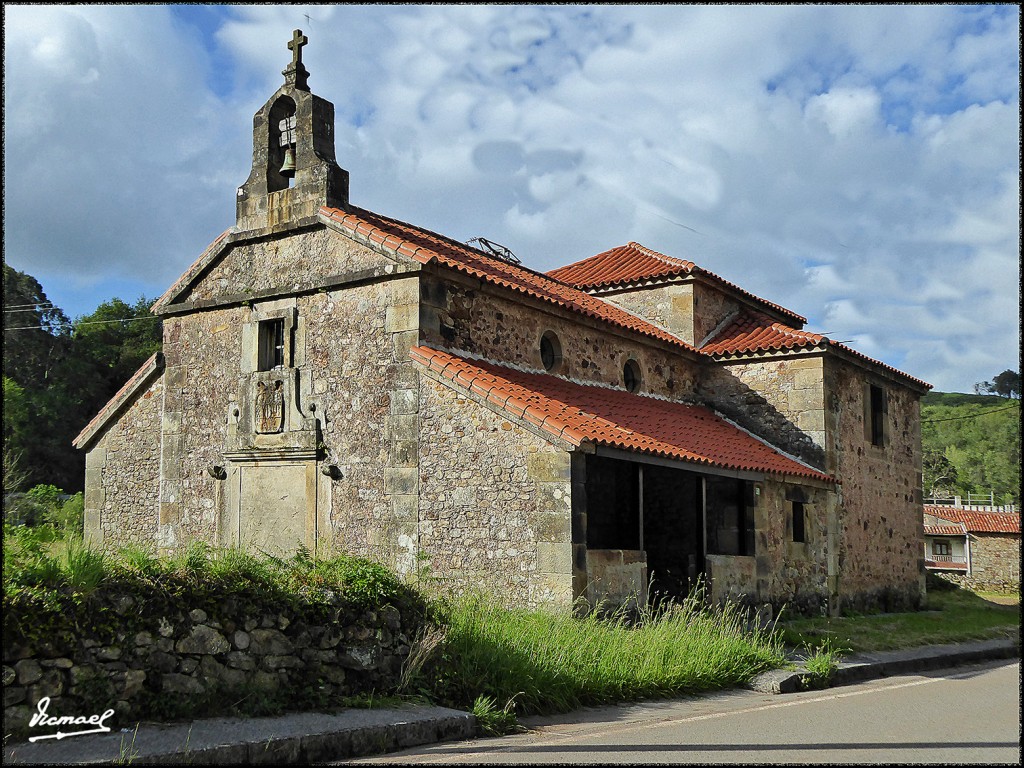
[84,373,164,549]
[151,227,423,572]
[968,534,1021,592]
[596,280,746,348]
[751,481,833,615]
[420,273,701,401]
[3,594,420,740]
[417,375,575,607]
[173,226,389,308]
[825,357,924,612]
[699,356,827,469]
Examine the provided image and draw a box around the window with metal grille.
[258,318,286,370]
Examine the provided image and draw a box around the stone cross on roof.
[288,29,308,67]
[282,28,310,90]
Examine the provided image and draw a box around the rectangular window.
[869,384,887,447]
[792,501,806,543]
[258,318,286,370]
[933,540,951,556]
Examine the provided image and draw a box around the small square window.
[933,540,951,556]
[258,318,286,371]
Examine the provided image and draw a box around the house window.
[933,540,951,556]
[623,359,642,393]
[869,384,887,446]
[792,501,806,543]
[258,318,286,370]
[540,331,563,373]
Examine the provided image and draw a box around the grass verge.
[779,581,1020,654]
[411,589,787,726]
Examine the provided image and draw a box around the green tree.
[4,264,163,492]
[974,370,1020,399]
[2,262,71,390]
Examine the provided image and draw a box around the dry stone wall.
[3,591,422,740]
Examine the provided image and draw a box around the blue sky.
[3,4,1019,393]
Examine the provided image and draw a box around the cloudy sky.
[4,4,1019,392]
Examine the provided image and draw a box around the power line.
[2,302,54,311]
[922,403,1020,423]
[3,316,159,332]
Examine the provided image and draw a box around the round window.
[540,331,563,372]
[623,359,642,393]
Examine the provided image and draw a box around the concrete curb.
[750,637,1020,694]
[3,705,476,765]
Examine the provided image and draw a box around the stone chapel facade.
[74,33,932,616]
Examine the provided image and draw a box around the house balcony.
[925,554,968,570]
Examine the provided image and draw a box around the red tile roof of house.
[703,309,932,390]
[547,242,808,326]
[702,309,827,355]
[411,345,834,484]
[924,506,1022,534]
[924,524,967,536]
[320,207,701,357]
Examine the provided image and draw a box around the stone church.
[75,32,931,615]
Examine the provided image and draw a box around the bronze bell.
[280,147,296,177]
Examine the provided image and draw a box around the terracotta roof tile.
[703,309,932,390]
[702,310,827,355]
[321,208,700,356]
[923,524,967,536]
[411,345,833,483]
[924,507,1021,534]
[548,242,807,326]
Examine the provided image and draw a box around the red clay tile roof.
[73,353,164,450]
[924,506,1021,534]
[703,309,932,390]
[924,524,967,536]
[547,242,807,326]
[411,345,833,483]
[702,310,827,356]
[319,207,701,356]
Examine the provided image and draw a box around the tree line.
[3,263,161,494]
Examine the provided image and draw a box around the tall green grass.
[418,589,786,717]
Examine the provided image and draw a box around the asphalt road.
[345,659,1021,765]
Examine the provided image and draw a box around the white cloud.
[3,4,1018,392]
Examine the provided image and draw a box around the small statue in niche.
[255,380,285,433]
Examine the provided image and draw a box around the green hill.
[921,393,1020,506]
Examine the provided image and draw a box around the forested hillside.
[921,391,1021,506]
